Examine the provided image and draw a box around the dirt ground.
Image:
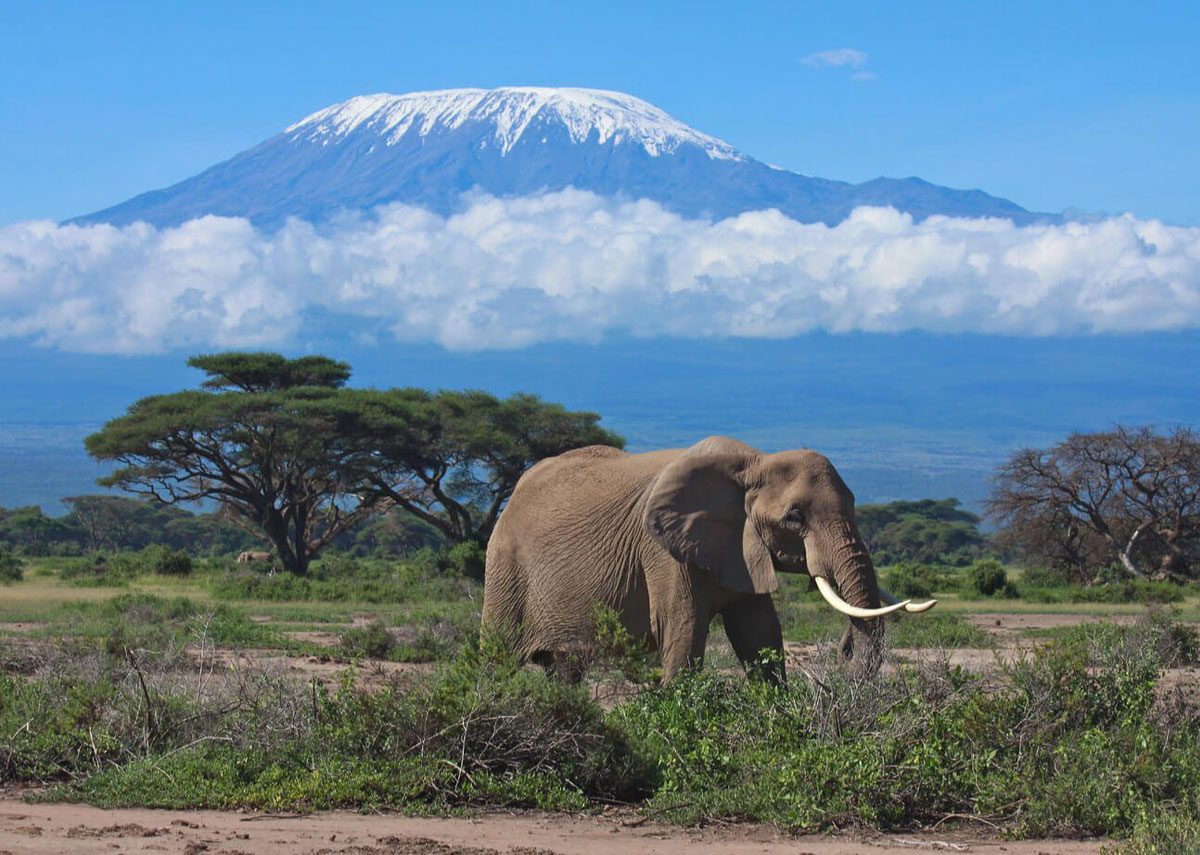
[0,799,1108,854]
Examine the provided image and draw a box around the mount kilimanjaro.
[75,86,1041,229]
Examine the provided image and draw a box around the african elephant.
[481,436,934,681]
[236,550,272,563]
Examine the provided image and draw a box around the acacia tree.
[343,388,624,546]
[0,506,73,555]
[988,426,1200,581]
[62,495,159,552]
[990,499,1116,583]
[85,353,385,575]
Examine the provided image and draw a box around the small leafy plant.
[0,546,23,583]
[338,619,397,660]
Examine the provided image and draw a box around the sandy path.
[966,612,1137,636]
[0,800,1108,854]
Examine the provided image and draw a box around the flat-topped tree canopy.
[87,352,373,575]
[188,352,352,393]
[84,351,624,573]
[342,387,625,546]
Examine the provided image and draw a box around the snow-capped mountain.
[75,87,1041,228]
[290,88,744,160]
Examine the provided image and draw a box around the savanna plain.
[2,526,1199,854]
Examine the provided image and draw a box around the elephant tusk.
[815,576,910,619]
[878,585,939,613]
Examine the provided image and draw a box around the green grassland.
[5,554,1200,663]
[2,552,1200,849]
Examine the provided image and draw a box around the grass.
[772,574,991,649]
[2,549,1200,843]
[0,576,117,624]
[3,612,1199,841]
[773,602,991,648]
[0,557,481,656]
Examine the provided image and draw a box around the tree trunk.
[259,509,307,575]
[1117,523,1152,579]
[1158,548,1189,580]
[293,508,306,576]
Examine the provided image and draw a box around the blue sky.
[2,0,1197,225]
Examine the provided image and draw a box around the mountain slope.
[75,87,1041,228]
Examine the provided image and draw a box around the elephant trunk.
[809,521,886,676]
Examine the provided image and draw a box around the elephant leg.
[721,594,785,683]
[650,562,717,680]
[531,650,587,684]
[657,615,711,680]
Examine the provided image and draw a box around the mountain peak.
[284,87,746,161]
[72,86,1041,229]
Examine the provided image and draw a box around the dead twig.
[930,812,1002,831]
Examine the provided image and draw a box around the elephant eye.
[784,507,807,527]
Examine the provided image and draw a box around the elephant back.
[555,444,627,462]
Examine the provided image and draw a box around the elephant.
[236,550,272,563]
[481,436,935,681]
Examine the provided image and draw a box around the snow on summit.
[284,87,745,160]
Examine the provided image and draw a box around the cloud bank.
[2,191,1198,354]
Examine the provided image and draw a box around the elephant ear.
[643,453,778,595]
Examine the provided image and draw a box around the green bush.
[10,605,1200,839]
[35,630,655,812]
[880,562,933,598]
[211,558,474,604]
[339,619,396,660]
[311,552,357,579]
[105,550,155,578]
[150,547,193,576]
[610,612,1200,835]
[0,546,23,583]
[90,593,286,659]
[336,611,478,664]
[1031,610,1199,668]
[1110,813,1200,854]
[392,608,478,663]
[590,605,659,684]
[58,554,132,586]
[1019,565,1071,588]
[0,675,124,781]
[1022,579,1186,605]
[442,540,486,581]
[966,558,1016,598]
[59,547,193,585]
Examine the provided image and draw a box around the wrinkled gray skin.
[482,436,885,682]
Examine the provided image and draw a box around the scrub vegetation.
[3,354,1200,847]
[1,585,1198,843]
[0,550,1198,847]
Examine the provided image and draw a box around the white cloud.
[1,191,1198,354]
[801,48,869,69]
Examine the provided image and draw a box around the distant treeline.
[0,495,444,558]
[2,493,987,567]
[856,498,990,567]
